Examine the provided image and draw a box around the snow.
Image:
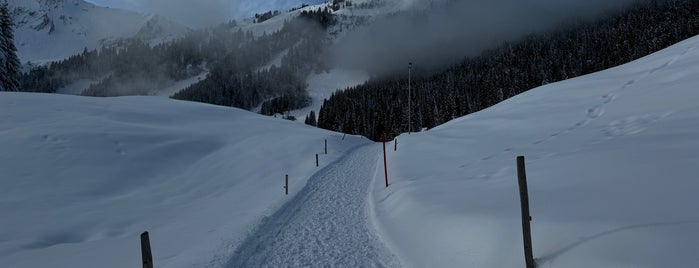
[0,93,370,267]
[226,145,400,267]
[240,3,322,38]
[3,4,699,266]
[372,35,699,267]
[9,0,189,63]
[289,68,369,121]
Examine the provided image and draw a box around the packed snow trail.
[225,144,400,267]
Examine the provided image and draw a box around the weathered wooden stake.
[285,174,289,195]
[394,139,397,151]
[316,154,319,167]
[382,131,389,188]
[517,156,536,268]
[342,133,346,140]
[140,231,153,268]
[325,139,328,154]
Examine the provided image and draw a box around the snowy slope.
[289,68,369,120]
[9,0,190,62]
[0,93,369,267]
[373,36,699,267]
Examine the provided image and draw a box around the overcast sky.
[84,0,325,28]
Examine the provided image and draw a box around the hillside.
[2,1,699,266]
[2,32,698,267]
[8,0,190,62]
[0,93,369,267]
[374,34,699,267]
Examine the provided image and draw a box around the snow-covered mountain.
[8,0,190,63]
[1,32,698,267]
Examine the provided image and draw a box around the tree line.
[318,0,699,141]
[172,7,335,112]
[19,7,336,117]
[0,2,20,92]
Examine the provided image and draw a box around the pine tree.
[0,1,20,91]
[304,110,317,126]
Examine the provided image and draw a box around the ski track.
[225,144,400,268]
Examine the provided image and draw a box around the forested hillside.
[19,8,335,113]
[318,0,699,140]
[173,8,335,111]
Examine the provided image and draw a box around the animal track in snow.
[602,113,671,138]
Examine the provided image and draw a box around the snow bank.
[0,93,369,267]
[373,36,699,267]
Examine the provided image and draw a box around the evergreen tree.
[305,110,317,126]
[0,1,19,91]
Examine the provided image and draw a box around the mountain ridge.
[8,0,190,62]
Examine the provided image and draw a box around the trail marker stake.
[140,231,153,268]
[382,131,389,188]
[285,174,289,195]
[517,156,536,268]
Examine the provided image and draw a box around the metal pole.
[517,156,536,268]
[408,62,412,134]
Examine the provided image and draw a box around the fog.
[331,0,637,75]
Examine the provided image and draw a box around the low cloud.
[330,0,637,75]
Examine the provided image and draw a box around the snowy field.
[374,35,699,267]
[0,94,369,267]
[3,25,699,268]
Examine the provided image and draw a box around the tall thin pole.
[517,156,536,268]
[408,62,412,134]
[141,231,153,268]
[382,130,389,188]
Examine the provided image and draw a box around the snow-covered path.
[225,144,400,267]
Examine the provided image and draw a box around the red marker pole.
[382,130,389,188]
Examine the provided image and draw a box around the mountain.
[1,31,698,267]
[8,0,190,63]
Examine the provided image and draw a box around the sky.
[85,0,326,28]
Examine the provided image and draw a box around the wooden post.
[285,174,289,195]
[342,133,346,140]
[382,131,389,188]
[316,154,319,167]
[394,139,397,151]
[325,139,328,154]
[141,231,153,268]
[517,156,536,268]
